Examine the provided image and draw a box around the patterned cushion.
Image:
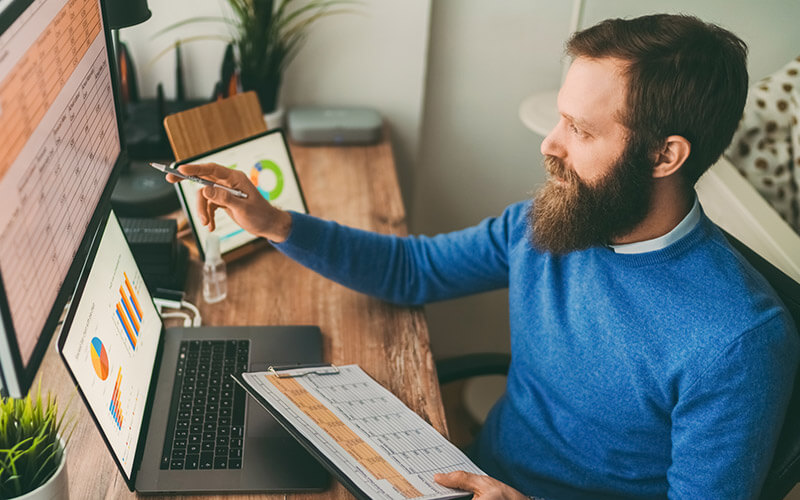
[724,55,800,233]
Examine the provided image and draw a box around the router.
[287,106,382,145]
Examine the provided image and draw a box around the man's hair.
[567,14,748,186]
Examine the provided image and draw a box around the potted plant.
[157,0,357,126]
[0,384,72,499]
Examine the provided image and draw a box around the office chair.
[435,231,800,499]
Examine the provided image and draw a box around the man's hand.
[166,163,292,242]
[434,471,529,500]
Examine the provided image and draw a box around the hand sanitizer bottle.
[203,234,227,303]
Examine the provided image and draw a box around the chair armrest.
[436,353,511,385]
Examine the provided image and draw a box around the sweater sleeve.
[667,312,799,499]
[271,203,526,306]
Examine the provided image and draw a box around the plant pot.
[14,439,68,500]
[263,106,285,130]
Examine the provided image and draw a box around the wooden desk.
[37,133,447,498]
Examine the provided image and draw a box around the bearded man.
[170,14,798,499]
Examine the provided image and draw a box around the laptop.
[56,209,329,493]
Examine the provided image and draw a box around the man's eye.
[568,123,589,138]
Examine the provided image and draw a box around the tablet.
[173,129,307,260]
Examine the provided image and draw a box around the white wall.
[119,0,800,360]
[118,0,431,209]
[417,0,800,358]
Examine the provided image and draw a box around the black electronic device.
[56,209,328,493]
[0,0,126,397]
[119,218,188,292]
[111,98,205,218]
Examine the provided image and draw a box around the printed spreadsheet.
[241,365,482,500]
[0,0,119,362]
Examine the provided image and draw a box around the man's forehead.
[557,57,629,130]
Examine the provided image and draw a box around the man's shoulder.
[667,215,793,343]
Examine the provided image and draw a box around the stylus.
[149,162,249,199]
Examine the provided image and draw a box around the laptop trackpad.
[246,394,284,437]
[243,436,328,489]
[242,370,328,489]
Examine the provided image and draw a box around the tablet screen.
[175,129,307,257]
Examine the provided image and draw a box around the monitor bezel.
[0,0,127,397]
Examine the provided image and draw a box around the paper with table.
[234,364,482,500]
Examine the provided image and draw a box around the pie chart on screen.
[90,337,109,380]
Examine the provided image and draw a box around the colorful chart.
[250,160,284,200]
[90,337,109,380]
[109,367,123,430]
[114,272,142,350]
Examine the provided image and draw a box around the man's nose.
[540,122,564,158]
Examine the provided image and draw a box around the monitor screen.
[0,0,122,396]
[59,209,161,479]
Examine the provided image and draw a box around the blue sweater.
[274,201,799,499]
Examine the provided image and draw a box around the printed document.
[238,364,483,500]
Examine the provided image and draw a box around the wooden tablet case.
[163,91,267,161]
[163,92,269,260]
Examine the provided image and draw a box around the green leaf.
[151,16,236,39]
[0,382,73,498]
[148,35,233,68]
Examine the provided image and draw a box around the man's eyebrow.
[562,113,596,133]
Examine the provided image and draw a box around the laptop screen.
[60,210,161,479]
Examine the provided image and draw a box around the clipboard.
[232,364,479,500]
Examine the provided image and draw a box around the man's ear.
[652,135,691,178]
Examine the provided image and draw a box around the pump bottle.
[203,233,227,303]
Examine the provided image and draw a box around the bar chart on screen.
[114,272,143,351]
[0,0,119,363]
[109,367,124,430]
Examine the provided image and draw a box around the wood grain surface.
[36,116,447,498]
[164,92,267,161]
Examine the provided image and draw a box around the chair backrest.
[723,233,800,500]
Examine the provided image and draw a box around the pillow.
[724,55,800,233]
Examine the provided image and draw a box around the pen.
[149,162,249,199]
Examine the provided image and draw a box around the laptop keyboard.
[160,340,250,470]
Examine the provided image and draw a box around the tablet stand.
[163,92,270,261]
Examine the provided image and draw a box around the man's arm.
[270,206,517,305]
[169,163,519,305]
[667,313,799,499]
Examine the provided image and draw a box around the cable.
[181,300,202,327]
[160,311,192,327]
[153,296,202,327]
[153,297,182,313]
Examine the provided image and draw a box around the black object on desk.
[120,217,188,292]
[112,97,207,217]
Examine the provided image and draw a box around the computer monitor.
[0,0,125,397]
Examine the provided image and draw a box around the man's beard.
[529,142,654,254]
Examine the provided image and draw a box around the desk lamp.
[107,0,180,216]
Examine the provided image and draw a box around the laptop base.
[135,325,329,494]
